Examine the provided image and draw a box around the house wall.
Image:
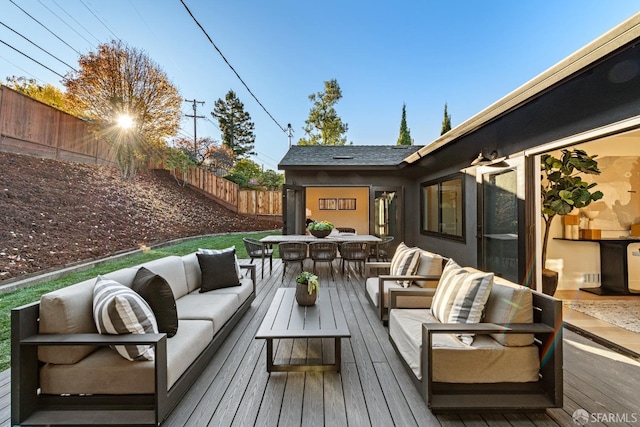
[411,39,640,279]
[305,187,369,234]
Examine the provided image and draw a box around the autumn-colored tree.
[298,79,348,145]
[64,40,182,180]
[206,144,234,173]
[4,76,76,115]
[172,136,217,166]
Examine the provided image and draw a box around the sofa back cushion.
[486,278,534,346]
[139,256,189,299]
[182,253,202,293]
[414,250,443,288]
[38,268,138,364]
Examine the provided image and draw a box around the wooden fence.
[0,85,113,164]
[164,165,283,219]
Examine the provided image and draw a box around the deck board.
[4,258,640,426]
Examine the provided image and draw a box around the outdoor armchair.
[243,237,273,278]
[309,241,338,281]
[279,242,308,282]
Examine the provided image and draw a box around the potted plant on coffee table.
[295,271,319,306]
[541,148,603,295]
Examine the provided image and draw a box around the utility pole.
[287,123,293,148]
[184,99,205,156]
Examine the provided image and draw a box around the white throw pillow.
[198,246,243,279]
[430,259,494,344]
[93,276,158,361]
[389,242,422,287]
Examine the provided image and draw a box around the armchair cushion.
[389,242,421,287]
[414,250,443,287]
[430,259,494,344]
[388,308,539,383]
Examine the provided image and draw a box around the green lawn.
[0,231,280,372]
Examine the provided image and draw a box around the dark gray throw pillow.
[132,267,179,338]
[197,250,241,292]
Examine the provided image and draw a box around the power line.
[50,0,102,45]
[179,0,287,134]
[0,20,78,72]
[79,0,120,41]
[0,54,46,82]
[8,0,82,56]
[0,39,66,79]
[36,0,95,49]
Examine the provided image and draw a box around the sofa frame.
[11,264,256,426]
[388,287,563,412]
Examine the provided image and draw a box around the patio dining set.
[242,232,394,281]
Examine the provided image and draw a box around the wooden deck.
[3,258,640,426]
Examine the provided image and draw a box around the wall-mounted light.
[470,148,508,167]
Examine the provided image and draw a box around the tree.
[441,103,452,135]
[172,136,217,166]
[164,146,196,187]
[64,40,182,180]
[259,169,284,190]
[298,79,348,146]
[396,103,412,145]
[231,158,262,181]
[206,144,234,173]
[5,76,75,115]
[211,90,256,159]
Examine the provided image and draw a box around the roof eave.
[404,12,640,164]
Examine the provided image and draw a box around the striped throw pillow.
[93,276,159,361]
[389,242,422,287]
[430,259,494,344]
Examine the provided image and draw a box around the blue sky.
[1,1,638,170]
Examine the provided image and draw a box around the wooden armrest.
[21,333,166,346]
[365,262,391,278]
[422,322,554,335]
[379,274,440,282]
[388,287,436,311]
[240,263,257,286]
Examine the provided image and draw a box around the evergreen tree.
[441,103,452,135]
[212,90,256,159]
[298,79,348,145]
[396,103,412,145]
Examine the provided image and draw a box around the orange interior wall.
[305,187,369,235]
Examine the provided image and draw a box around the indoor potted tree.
[295,271,320,305]
[541,148,603,295]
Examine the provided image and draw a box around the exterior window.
[421,174,464,241]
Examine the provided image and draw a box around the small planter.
[295,282,317,306]
[309,229,331,238]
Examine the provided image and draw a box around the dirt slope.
[0,152,279,282]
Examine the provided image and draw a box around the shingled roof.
[278,145,423,170]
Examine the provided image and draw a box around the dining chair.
[242,237,273,278]
[339,241,369,276]
[309,241,338,281]
[369,235,395,262]
[279,242,308,282]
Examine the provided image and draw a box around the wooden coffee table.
[255,287,350,372]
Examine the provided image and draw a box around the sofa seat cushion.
[200,277,254,306]
[176,293,239,334]
[365,278,433,309]
[40,319,214,394]
[389,309,539,383]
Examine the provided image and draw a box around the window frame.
[420,173,466,242]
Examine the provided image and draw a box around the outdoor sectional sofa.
[11,252,256,426]
[387,260,563,412]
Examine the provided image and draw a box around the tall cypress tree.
[441,103,452,135]
[397,103,412,145]
[212,90,256,159]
